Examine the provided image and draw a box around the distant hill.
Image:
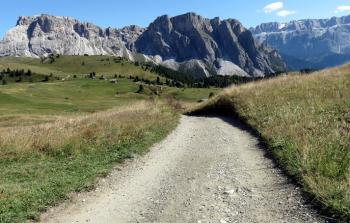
[0,13,286,78]
[251,14,350,70]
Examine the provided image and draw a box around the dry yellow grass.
[0,100,179,222]
[0,114,63,127]
[0,100,174,155]
[190,64,350,219]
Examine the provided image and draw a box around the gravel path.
[41,116,326,223]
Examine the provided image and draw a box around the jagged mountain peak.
[135,13,285,76]
[251,14,350,34]
[16,14,79,27]
[1,14,133,59]
[251,14,350,70]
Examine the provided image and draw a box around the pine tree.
[26,69,32,76]
[137,84,144,93]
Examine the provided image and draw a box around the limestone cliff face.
[0,15,141,59]
[0,13,286,77]
[135,13,285,77]
[251,15,350,69]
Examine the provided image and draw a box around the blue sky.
[1,0,350,37]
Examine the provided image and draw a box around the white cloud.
[261,2,296,17]
[263,2,284,13]
[277,10,296,17]
[335,5,350,13]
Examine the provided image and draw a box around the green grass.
[0,55,217,118]
[0,56,218,222]
[0,55,160,79]
[0,102,178,222]
[0,78,215,118]
[0,79,143,116]
[190,65,350,220]
[163,87,216,101]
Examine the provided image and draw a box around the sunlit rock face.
[0,13,286,78]
[251,15,350,70]
[0,14,140,59]
[135,12,285,77]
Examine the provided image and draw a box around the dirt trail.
[41,116,326,223]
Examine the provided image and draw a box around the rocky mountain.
[134,13,285,77]
[251,15,350,70]
[0,13,286,77]
[0,15,143,59]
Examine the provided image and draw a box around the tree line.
[0,68,53,85]
[137,63,282,88]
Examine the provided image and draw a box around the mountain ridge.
[0,13,286,78]
[134,13,284,77]
[250,14,350,70]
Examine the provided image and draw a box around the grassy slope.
[190,65,350,219]
[0,55,216,117]
[0,79,143,115]
[0,56,159,79]
[0,78,215,117]
[0,56,217,222]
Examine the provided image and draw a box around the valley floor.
[41,116,325,223]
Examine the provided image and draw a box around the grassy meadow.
[0,55,159,79]
[0,101,178,222]
[190,65,350,219]
[0,56,216,222]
